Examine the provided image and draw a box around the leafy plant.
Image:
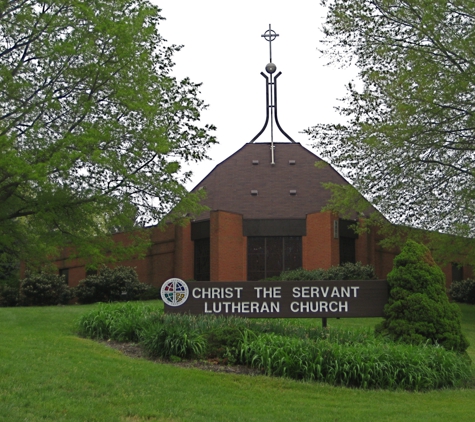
[375,241,469,353]
[238,332,472,390]
[75,266,150,304]
[450,279,475,305]
[76,302,159,342]
[278,262,376,281]
[19,272,74,306]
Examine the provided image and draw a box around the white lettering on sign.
[254,287,282,299]
[192,287,243,299]
[292,286,359,299]
[204,301,280,314]
[290,301,349,313]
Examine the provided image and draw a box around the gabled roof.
[191,142,350,221]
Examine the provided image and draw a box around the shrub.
[136,285,162,301]
[19,272,74,306]
[278,262,376,281]
[449,279,475,304]
[375,240,469,353]
[0,282,20,307]
[75,266,150,304]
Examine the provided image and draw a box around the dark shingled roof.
[191,142,350,221]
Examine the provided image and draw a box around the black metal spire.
[250,24,296,162]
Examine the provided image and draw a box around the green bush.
[75,266,150,304]
[0,282,20,307]
[136,285,162,301]
[19,272,74,306]
[450,279,475,304]
[278,262,376,281]
[375,240,469,353]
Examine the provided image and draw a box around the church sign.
[161,279,388,318]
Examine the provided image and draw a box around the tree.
[307,1,475,241]
[0,0,215,265]
[375,240,469,353]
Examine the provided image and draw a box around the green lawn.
[1,302,474,422]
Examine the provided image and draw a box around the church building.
[54,25,466,288]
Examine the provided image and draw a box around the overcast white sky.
[152,0,356,188]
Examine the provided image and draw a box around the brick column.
[303,212,339,270]
[210,210,246,281]
[174,223,194,281]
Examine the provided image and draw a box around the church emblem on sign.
[161,278,189,307]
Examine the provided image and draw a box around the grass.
[0,302,474,421]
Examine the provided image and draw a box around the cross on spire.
[261,24,279,63]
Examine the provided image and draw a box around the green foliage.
[204,326,244,364]
[0,280,20,307]
[76,301,158,342]
[19,272,74,306]
[277,262,376,281]
[75,302,472,390]
[239,332,472,391]
[308,0,475,240]
[0,0,216,267]
[307,0,475,244]
[136,285,162,301]
[450,279,475,305]
[75,266,150,304]
[375,241,469,353]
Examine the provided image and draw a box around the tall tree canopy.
[0,0,215,265]
[308,0,475,239]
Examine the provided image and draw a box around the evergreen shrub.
[75,266,150,304]
[450,279,475,304]
[19,272,73,306]
[375,240,469,353]
[278,262,376,281]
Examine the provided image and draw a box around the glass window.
[59,268,69,285]
[194,238,210,281]
[452,264,464,282]
[247,236,302,281]
[339,237,356,264]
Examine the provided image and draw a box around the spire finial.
[261,24,279,64]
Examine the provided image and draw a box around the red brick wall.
[174,223,194,281]
[51,224,178,287]
[355,220,376,266]
[303,212,339,270]
[210,210,246,281]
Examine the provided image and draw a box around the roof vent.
[251,190,258,196]
[289,190,297,195]
[289,160,296,165]
[252,160,259,165]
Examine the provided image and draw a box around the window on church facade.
[194,238,210,281]
[247,236,302,281]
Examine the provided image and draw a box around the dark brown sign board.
[162,279,389,318]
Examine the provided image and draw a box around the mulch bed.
[100,340,262,376]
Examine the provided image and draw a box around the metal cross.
[261,24,279,63]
